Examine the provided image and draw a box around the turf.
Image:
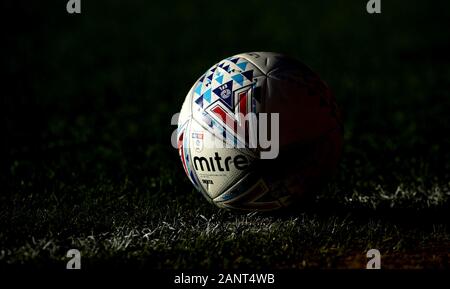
[1,0,450,269]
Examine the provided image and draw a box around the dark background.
[1,0,449,269]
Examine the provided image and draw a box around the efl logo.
[192,132,204,153]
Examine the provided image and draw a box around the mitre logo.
[193,152,249,172]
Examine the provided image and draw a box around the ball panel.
[265,75,341,147]
[187,118,256,199]
[234,52,287,75]
[213,172,289,211]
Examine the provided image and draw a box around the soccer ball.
[176,52,342,211]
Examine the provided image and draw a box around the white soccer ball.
[177,52,342,211]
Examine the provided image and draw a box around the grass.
[1,106,449,269]
[1,0,450,270]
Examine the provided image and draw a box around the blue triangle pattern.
[232,74,244,86]
[203,75,212,86]
[242,70,253,81]
[194,82,202,95]
[237,62,248,71]
[230,58,239,64]
[195,96,203,107]
[215,75,224,84]
[202,89,211,103]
